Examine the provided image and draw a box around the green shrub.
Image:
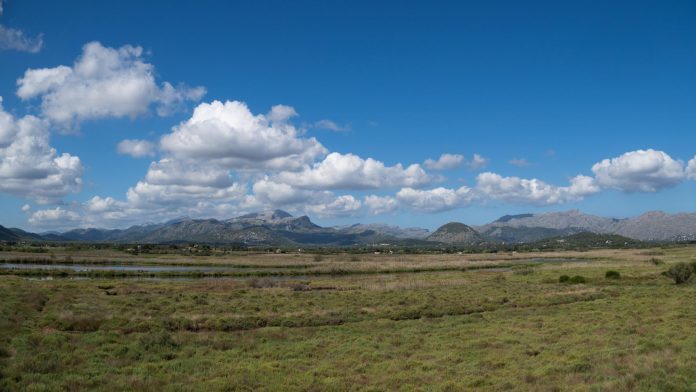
[665,262,693,284]
[649,257,664,265]
[559,275,570,283]
[605,270,621,279]
[568,275,586,284]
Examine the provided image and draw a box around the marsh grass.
[1,245,696,390]
[0,260,538,279]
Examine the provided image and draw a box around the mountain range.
[474,209,696,242]
[1,209,696,246]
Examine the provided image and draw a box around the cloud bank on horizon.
[1,2,695,230]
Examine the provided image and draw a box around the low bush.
[664,262,693,285]
[560,275,586,284]
[605,270,621,279]
[568,275,586,284]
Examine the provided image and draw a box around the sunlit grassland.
[1,246,696,391]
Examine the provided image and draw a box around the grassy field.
[1,246,696,391]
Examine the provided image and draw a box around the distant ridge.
[335,223,430,239]
[31,210,409,246]
[477,210,696,242]
[2,209,696,245]
[0,225,21,242]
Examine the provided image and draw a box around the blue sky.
[0,0,695,231]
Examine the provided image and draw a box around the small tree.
[665,262,693,284]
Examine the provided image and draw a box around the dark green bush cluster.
[664,262,693,284]
[605,270,621,279]
[559,275,586,284]
[569,275,586,284]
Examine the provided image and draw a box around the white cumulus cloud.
[305,195,362,218]
[117,139,156,158]
[126,180,246,209]
[476,172,599,205]
[160,100,326,171]
[275,152,431,190]
[0,25,43,53]
[0,3,43,53]
[467,153,489,170]
[364,195,399,215]
[28,207,80,228]
[0,97,83,203]
[84,196,121,213]
[252,178,317,206]
[687,156,696,180]
[16,41,205,128]
[252,178,362,218]
[591,149,686,192]
[424,153,465,170]
[143,159,234,188]
[396,186,475,213]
